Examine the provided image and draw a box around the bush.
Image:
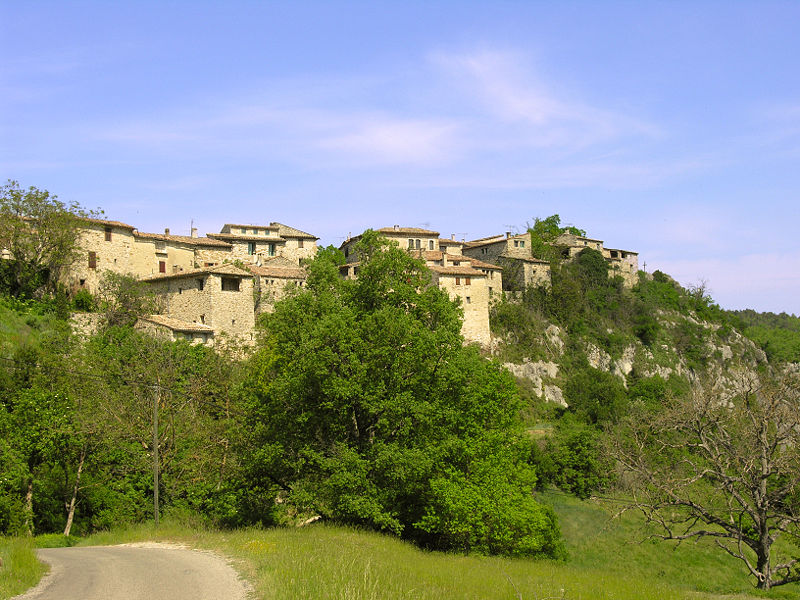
[71,288,96,312]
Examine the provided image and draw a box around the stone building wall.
[431,267,491,345]
[144,265,255,341]
[68,220,137,293]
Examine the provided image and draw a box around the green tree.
[240,232,563,557]
[97,271,162,328]
[0,181,96,297]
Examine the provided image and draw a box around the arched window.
[415,239,421,249]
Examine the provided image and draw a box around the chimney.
[506,231,511,239]
[451,234,455,241]
[165,228,170,236]
[191,227,198,238]
[393,224,399,231]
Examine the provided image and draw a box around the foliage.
[527,214,586,262]
[0,181,95,298]
[534,416,609,499]
[728,309,800,363]
[563,361,628,425]
[240,232,563,557]
[97,271,162,328]
[71,288,96,312]
[613,373,800,590]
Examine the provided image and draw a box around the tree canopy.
[0,180,96,298]
[239,231,563,557]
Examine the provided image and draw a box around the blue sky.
[2,1,799,313]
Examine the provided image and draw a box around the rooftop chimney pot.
[506,231,511,239]
[191,227,198,238]
[165,228,170,236]
[393,224,399,231]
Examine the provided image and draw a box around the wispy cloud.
[81,46,677,183]
[430,49,660,149]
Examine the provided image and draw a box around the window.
[253,229,258,235]
[298,239,304,249]
[481,247,488,254]
[247,241,256,255]
[155,241,166,253]
[466,296,471,304]
[221,277,240,291]
[241,228,247,234]
[88,251,97,270]
[104,226,112,241]
[465,277,471,285]
[178,288,182,294]
[455,277,460,285]
[267,243,275,257]
[415,239,421,249]
[159,260,166,273]
[520,241,525,248]
[408,238,414,249]
[79,279,86,286]
[197,278,205,291]
[428,240,434,250]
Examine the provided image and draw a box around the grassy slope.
[5,492,795,600]
[0,537,46,599]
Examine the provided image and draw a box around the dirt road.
[13,542,249,600]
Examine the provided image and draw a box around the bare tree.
[613,374,800,590]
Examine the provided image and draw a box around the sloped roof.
[141,263,253,282]
[139,315,214,333]
[78,216,136,230]
[377,226,440,236]
[248,264,306,279]
[207,232,284,242]
[134,231,231,248]
[270,222,318,240]
[429,266,487,277]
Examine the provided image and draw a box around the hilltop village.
[67,217,638,346]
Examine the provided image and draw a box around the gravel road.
[13,542,249,600]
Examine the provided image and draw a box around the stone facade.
[463,232,551,291]
[556,232,639,286]
[68,218,138,292]
[339,227,497,345]
[207,222,318,266]
[142,264,256,343]
[53,214,640,349]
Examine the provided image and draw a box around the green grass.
[0,537,47,599]
[6,493,800,600]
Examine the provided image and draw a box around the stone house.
[248,258,307,315]
[207,222,317,266]
[68,217,139,292]
[555,232,639,286]
[463,232,551,291]
[339,226,499,345]
[142,264,256,344]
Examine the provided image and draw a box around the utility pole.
[153,383,160,527]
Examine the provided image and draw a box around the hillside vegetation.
[2,213,800,596]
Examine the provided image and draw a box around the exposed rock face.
[503,360,559,397]
[545,325,564,355]
[544,385,567,407]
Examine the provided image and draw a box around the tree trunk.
[23,478,34,536]
[756,535,772,589]
[63,448,86,537]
